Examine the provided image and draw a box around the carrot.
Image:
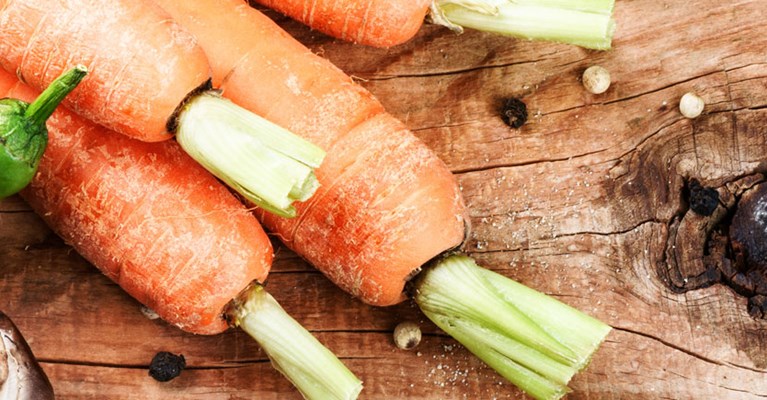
[0,70,361,400]
[254,0,431,48]
[251,0,616,49]
[152,0,385,150]
[0,0,325,217]
[0,72,272,336]
[0,0,206,142]
[156,2,611,398]
[154,0,468,306]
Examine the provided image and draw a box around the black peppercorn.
[688,179,719,216]
[500,98,527,128]
[148,351,186,382]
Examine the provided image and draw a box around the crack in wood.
[612,325,729,367]
[602,70,722,106]
[718,386,767,398]
[354,57,560,82]
[451,147,611,175]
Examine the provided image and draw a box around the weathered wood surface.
[2,0,767,398]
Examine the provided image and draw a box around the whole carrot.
[252,0,617,49]
[0,0,325,217]
[255,0,431,48]
[154,0,468,306]
[0,70,361,400]
[156,1,612,398]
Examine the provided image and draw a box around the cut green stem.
[0,65,87,199]
[175,92,325,218]
[413,254,611,400]
[227,284,362,400]
[25,65,89,127]
[429,0,616,50]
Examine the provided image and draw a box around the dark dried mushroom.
[1,312,54,400]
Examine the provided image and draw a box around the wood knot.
[662,175,767,319]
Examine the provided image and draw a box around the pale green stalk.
[430,0,616,50]
[227,284,362,400]
[414,254,611,400]
[176,92,325,218]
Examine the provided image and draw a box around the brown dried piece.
[1,312,54,400]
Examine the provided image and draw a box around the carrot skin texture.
[155,0,468,306]
[0,70,272,335]
[267,114,467,304]
[253,0,431,48]
[0,0,211,142]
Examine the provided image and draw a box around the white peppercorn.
[393,321,422,350]
[582,65,611,94]
[679,92,705,118]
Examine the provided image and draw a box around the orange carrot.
[254,0,431,48]
[0,68,362,399]
[250,0,616,50]
[0,0,208,142]
[0,0,326,217]
[155,0,468,306]
[152,0,385,150]
[0,71,271,336]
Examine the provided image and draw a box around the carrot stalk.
[429,0,616,50]
[176,92,324,218]
[0,65,87,199]
[228,284,363,400]
[414,255,611,400]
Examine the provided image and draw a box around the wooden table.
[2,1,767,398]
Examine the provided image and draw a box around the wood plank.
[3,0,767,398]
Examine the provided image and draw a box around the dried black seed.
[148,352,186,382]
[688,179,719,216]
[500,98,527,128]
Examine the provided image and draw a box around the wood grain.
[2,0,767,398]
